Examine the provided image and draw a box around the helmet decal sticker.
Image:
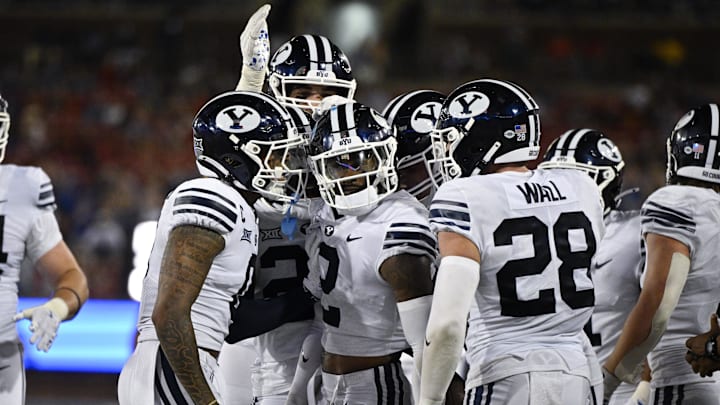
[674,109,694,131]
[216,106,261,134]
[410,101,442,133]
[597,138,622,162]
[447,91,490,118]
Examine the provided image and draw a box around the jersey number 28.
[494,212,596,317]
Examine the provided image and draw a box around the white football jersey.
[304,190,437,356]
[585,210,643,365]
[429,169,605,388]
[0,164,61,343]
[642,185,720,387]
[249,198,312,396]
[136,177,258,353]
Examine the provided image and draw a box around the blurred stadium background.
[1,0,719,403]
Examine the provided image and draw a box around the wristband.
[55,286,82,309]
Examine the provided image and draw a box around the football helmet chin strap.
[333,187,379,216]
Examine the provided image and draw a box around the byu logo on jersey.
[324,225,334,236]
[597,138,622,162]
[216,106,261,134]
[447,91,490,119]
[411,102,442,133]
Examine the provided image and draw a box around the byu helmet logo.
[674,110,695,131]
[411,101,442,133]
[447,91,490,119]
[597,138,622,162]
[271,43,292,67]
[216,106,261,134]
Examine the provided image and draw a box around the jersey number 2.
[494,212,596,317]
[318,242,341,327]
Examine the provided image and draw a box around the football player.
[603,103,720,403]
[382,89,445,207]
[267,34,356,116]
[117,91,303,405]
[539,129,649,405]
[0,94,89,405]
[230,11,363,403]
[218,103,318,405]
[301,101,436,404]
[419,79,606,404]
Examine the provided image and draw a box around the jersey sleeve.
[169,179,242,236]
[20,166,57,211]
[640,187,698,255]
[25,210,63,264]
[377,220,438,268]
[428,181,475,243]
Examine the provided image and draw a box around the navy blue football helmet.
[268,35,356,113]
[0,94,9,163]
[307,101,397,214]
[667,103,720,185]
[539,128,625,215]
[192,91,306,202]
[382,89,445,203]
[429,78,540,180]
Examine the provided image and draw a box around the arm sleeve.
[287,304,324,405]
[420,256,479,405]
[225,286,315,344]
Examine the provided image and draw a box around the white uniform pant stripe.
[372,362,405,405]
[465,382,494,405]
[652,384,685,405]
[155,348,192,405]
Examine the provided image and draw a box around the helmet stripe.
[708,103,719,169]
[344,102,357,138]
[567,128,592,151]
[303,34,320,71]
[481,79,538,110]
[382,90,425,125]
[552,129,574,158]
[318,36,333,69]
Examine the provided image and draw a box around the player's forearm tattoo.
[155,225,225,404]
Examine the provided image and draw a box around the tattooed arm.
[153,225,225,405]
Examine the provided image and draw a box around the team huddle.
[2,3,720,405]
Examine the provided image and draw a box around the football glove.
[236,4,271,91]
[14,297,69,352]
[602,366,622,405]
[311,95,352,121]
